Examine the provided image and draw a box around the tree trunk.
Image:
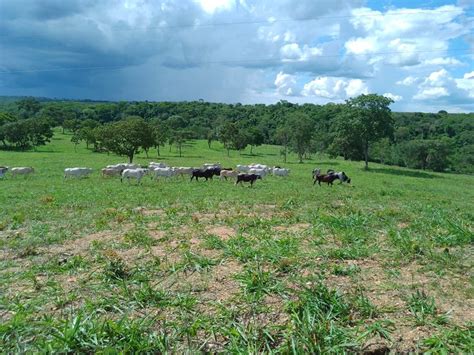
[157,146,160,157]
[145,149,149,158]
[227,148,230,157]
[129,153,133,163]
[250,145,253,154]
[364,140,369,170]
[179,144,182,157]
[208,139,211,149]
[298,152,303,163]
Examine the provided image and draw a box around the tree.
[336,94,394,169]
[274,125,291,163]
[150,119,169,157]
[218,121,239,157]
[98,116,154,163]
[247,127,265,154]
[17,97,41,117]
[287,112,314,163]
[26,118,54,150]
[206,129,217,149]
[169,129,192,157]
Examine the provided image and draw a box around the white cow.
[11,167,35,177]
[151,167,175,180]
[220,170,238,180]
[121,168,148,184]
[174,167,193,177]
[248,168,267,177]
[203,163,221,169]
[249,164,270,173]
[236,164,250,172]
[149,162,168,169]
[272,168,289,177]
[108,163,141,170]
[64,168,93,179]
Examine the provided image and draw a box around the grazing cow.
[272,167,289,176]
[190,168,216,181]
[101,167,122,177]
[151,167,175,180]
[121,168,148,184]
[220,169,238,180]
[236,164,250,172]
[0,167,8,178]
[333,171,351,184]
[236,173,262,186]
[64,168,93,179]
[11,167,35,177]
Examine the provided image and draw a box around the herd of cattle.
[0,163,351,186]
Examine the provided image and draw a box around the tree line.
[0,96,472,173]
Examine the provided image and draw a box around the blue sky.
[0,0,472,112]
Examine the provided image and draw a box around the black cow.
[235,173,262,186]
[191,168,220,181]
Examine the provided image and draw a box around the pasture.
[1,131,473,352]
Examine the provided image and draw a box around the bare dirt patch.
[132,207,165,216]
[206,225,236,240]
[40,231,119,257]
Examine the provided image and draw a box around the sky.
[0,0,473,112]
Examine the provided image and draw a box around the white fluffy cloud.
[397,76,418,86]
[280,43,322,61]
[383,93,403,101]
[274,71,297,96]
[414,69,474,101]
[302,76,368,100]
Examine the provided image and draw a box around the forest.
[0,96,472,173]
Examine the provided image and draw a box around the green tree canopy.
[336,94,394,169]
[98,116,154,163]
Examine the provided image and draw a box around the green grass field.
[1,131,473,352]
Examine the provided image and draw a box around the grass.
[0,129,473,352]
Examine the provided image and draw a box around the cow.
[149,162,167,169]
[173,167,194,177]
[64,168,93,179]
[0,167,8,178]
[333,171,351,184]
[151,167,175,180]
[203,163,221,169]
[101,167,122,177]
[236,164,250,172]
[220,169,239,180]
[313,173,339,186]
[121,168,148,184]
[11,167,35,177]
[312,169,351,186]
[249,164,270,172]
[248,168,267,177]
[191,168,216,181]
[236,173,262,186]
[272,167,289,176]
[107,163,140,169]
